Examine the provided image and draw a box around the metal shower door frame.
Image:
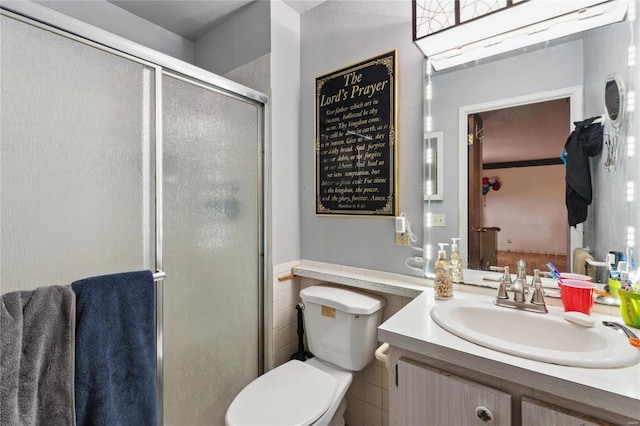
[0,4,268,425]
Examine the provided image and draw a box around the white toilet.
[225,285,386,426]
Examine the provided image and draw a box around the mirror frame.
[604,73,625,128]
[457,86,583,271]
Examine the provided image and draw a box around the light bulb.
[627,181,635,202]
[426,59,433,76]
[426,116,432,132]
[426,180,433,195]
[628,135,636,157]
[628,90,636,112]
[627,226,636,248]
[425,244,433,261]
[629,0,636,22]
[426,82,433,100]
[426,148,433,164]
[629,45,636,67]
[426,211,433,228]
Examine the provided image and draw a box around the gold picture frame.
[315,50,398,216]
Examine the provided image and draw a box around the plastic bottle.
[434,243,453,300]
[450,237,463,283]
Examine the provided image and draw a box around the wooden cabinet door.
[522,397,610,426]
[397,358,511,426]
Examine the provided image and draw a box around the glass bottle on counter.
[434,243,453,300]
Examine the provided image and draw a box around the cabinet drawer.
[522,397,612,426]
[398,358,511,426]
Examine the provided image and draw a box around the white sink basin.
[430,299,640,368]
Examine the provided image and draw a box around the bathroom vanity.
[379,290,640,425]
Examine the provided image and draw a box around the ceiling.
[107,0,326,41]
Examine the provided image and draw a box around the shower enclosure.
[1,6,266,425]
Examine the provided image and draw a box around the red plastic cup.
[559,279,596,315]
[560,273,592,282]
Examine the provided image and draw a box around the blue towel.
[72,270,156,426]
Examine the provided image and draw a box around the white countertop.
[378,289,640,420]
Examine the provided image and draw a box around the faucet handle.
[489,265,512,284]
[531,269,542,285]
[530,269,546,307]
[496,278,508,299]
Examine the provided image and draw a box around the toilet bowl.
[225,357,351,426]
[225,285,386,426]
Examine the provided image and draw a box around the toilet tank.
[300,285,386,371]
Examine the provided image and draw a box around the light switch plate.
[433,214,445,227]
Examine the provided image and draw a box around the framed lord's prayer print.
[315,50,398,216]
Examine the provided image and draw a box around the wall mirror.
[603,74,626,170]
[605,74,625,127]
[422,3,639,287]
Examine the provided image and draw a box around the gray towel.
[0,285,76,426]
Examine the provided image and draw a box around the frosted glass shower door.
[0,15,156,293]
[162,74,263,426]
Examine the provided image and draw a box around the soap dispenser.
[450,237,463,284]
[434,243,453,300]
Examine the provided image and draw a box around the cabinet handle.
[474,406,493,423]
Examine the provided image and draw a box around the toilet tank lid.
[300,285,386,315]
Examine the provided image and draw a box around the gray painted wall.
[195,1,270,76]
[299,1,424,275]
[583,20,640,267]
[270,1,302,265]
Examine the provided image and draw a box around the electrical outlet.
[395,232,410,246]
[432,214,445,227]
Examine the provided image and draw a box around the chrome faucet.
[511,276,526,303]
[494,266,547,313]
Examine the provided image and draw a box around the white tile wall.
[272,260,303,368]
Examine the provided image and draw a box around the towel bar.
[277,273,294,281]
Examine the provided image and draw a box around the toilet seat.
[225,360,338,426]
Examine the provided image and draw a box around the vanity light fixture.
[413,0,628,70]
[624,0,638,253]
[424,58,435,277]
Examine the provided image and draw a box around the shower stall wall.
[1,7,266,426]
